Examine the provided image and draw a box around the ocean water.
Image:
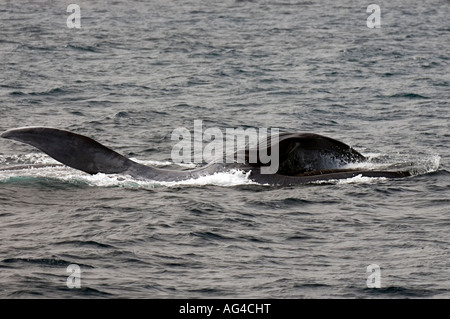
[0,0,449,298]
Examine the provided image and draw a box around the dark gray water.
[0,0,449,298]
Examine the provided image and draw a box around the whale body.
[1,127,410,185]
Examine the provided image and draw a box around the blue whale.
[1,127,410,185]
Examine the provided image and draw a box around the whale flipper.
[1,127,135,175]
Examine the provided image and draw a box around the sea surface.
[0,0,449,298]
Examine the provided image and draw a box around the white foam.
[160,169,257,187]
[0,153,59,165]
[417,154,440,175]
[129,158,173,166]
[343,152,441,176]
[336,174,387,185]
[68,169,257,188]
[310,174,387,185]
[129,158,197,168]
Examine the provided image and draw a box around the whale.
[1,127,411,185]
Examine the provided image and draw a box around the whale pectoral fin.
[1,127,134,175]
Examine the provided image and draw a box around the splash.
[65,169,257,188]
[309,172,389,185]
[0,151,441,187]
[130,158,197,169]
[361,152,440,176]
[312,152,441,185]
